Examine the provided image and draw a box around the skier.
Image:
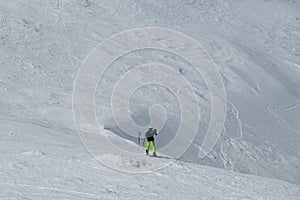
[145,125,158,157]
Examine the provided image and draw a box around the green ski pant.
[146,141,156,153]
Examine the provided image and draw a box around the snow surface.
[1,117,300,199]
[0,0,300,199]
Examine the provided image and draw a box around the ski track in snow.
[0,183,102,199]
[284,100,300,110]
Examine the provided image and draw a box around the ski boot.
[153,152,157,157]
[146,150,149,156]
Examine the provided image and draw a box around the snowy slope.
[1,118,300,199]
[0,0,300,199]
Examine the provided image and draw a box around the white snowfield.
[1,118,299,200]
[0,0,300,199]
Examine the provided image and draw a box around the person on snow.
[145,125,157,157]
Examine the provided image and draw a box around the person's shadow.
[150,155,175,160]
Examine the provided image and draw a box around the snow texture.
[0,0,300,199]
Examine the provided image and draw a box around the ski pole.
[138,132,141,145]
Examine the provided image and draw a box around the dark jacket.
[145,129,157,142]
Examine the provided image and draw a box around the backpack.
[145,129,157,138]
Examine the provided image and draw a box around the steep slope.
[0,0,299,189]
